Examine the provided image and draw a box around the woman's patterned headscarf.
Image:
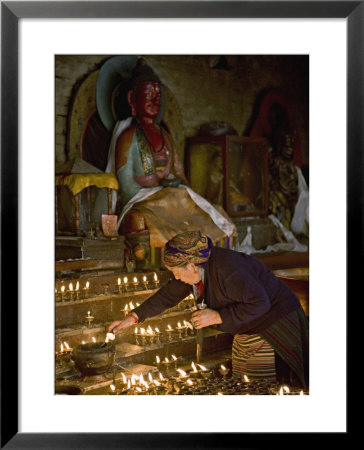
[164,231,213,268]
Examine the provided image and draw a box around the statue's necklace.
[140,123,165,153]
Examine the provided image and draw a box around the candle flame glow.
[217,392,224,396]
[86,281,90,288]
[177,368,187,377]
[124,304,129,311]
[243,375,250,382]
[283,386,290,393]
[76,281,79,290]
[300,390,304,396]
[129,302,134,309]
[279,387,284,395]
[117,277,121,285]
[186,379,193,385]
[127,379,131,389]
[167,324,172,330]
[69,283,73,291]
[177,322,182,328]
[171,355,177,360]
[155,327,160,333]
[197,364,207,371]
[165,357,169,363]
[64,342,70,349]
[220,365,226,370]
[61,285,65,293]
[159,372,165,381]
[60,343,64,352]
[143,276,147,282]
[82,341,85,345]
[135,387,142,392]
[92,337,96,343]
[140,328,145,335]
[156,355,160,363]
[191,362,198,372]
[110,384,116,392]
[133,277,138,283]
[154,273,158,281]
[154,379,161,386]
[121,373,127,384]
[148,373,153,382]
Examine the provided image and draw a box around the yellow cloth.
[55,173,119,196]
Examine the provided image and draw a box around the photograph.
[55,54,310,398]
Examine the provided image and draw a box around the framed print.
[1,0,358,448]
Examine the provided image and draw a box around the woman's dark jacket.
[133,247,301,335]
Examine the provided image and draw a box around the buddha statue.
[104,59,235,264]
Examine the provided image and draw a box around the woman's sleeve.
[216,270,271,333]
[132,278,191,322]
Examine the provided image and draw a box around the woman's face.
[167,264,201,285]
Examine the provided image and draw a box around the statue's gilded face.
[133,81,162,119]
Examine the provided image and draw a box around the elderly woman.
[109,230,309,388]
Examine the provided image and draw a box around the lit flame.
[154,273,158,281]
[82,341,85,345]
[75,281,79,291]
[92,337,96,343]
[140,328,145,335]
[60,343,64,352]
[133,277,138,283]
[171,355,177,361]
[217,392,224,396]
[135,387,142,393]
[127,379,131,389]
[123,276,128,283]
[220,365,226,370]
[135,327,138,334]
[155,327,160,333]
[117,278,121,285]
[148,373,153,382]
[156,355,160,363]
[283,386,290,393]
[147,326,154,335]
[243,375,250,382]
[86,281,90,289]
[186,379,193,386]
[129,302,135,309]
[105,336,109,343]
[143,276,147,282]
[64,342,70,350]
[177,322,182,328]
[167,324,172,331]
[87,311,91,317]
[197,364,207,371]
[165,357,169,363]
[139,374,144,385]
[121,373,127,384]
[154,379,161,387]
[177,368,187,377]
[279,387,284,395]
[131,375,137,385]
[61,285,65,293]
[124,304,129,311]
[69,283,73,291]
[300,390,304,396]
[136,303,140,307]
[191,362,198,373]
[159,372,165,381]
[183,320,187,327]
[110,384,116,392]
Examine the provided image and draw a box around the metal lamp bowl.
[72,342,115,376]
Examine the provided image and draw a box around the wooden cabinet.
[186,135,270,218]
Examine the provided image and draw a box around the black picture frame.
[1,1,357,448]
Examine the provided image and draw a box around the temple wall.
[55,54,308,167]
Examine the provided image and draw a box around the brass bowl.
[72,342,115,376]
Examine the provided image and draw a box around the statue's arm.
[164,130,189,186]
[115,125,142,205]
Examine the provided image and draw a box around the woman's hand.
[191,308,222,329]
[108,315,137,335]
